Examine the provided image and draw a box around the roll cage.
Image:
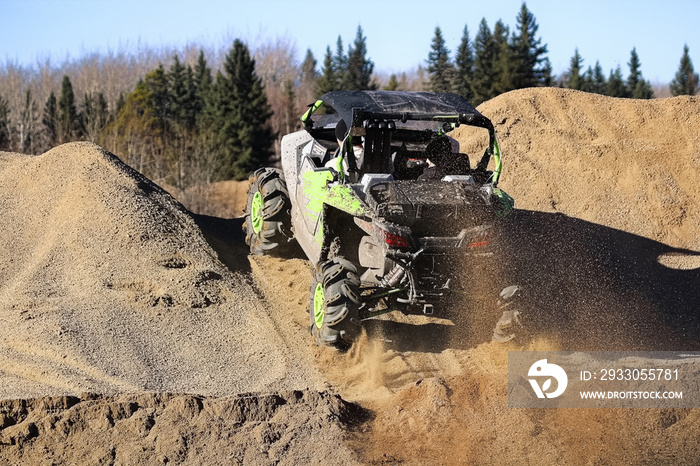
[300,90,503,185]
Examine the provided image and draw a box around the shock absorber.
[380,264,405,288]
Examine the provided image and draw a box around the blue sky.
[2,0,698,84]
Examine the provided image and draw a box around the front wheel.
[243,168,294,256]
[309,258,362,350]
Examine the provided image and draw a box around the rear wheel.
[309,257,362,350]
[243,168,294,256]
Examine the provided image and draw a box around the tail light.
[382,230,411,248]
[468,240,489,249]
[355,218,411,249]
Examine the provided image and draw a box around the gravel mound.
[0,142,322,399]
[0,390,366,464]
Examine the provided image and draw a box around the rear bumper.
[416,223,494,255]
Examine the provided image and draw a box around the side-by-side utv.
[244,91,514,349]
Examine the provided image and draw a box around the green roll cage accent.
[313,282,325,328]
[330,150,345,183]
[492,187,514,218]
[492,132,503,185]
[301,99,324,125]
[250,190,263,234]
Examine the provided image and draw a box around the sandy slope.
[462,88,700,249]
[0,142,326,398]
[1,88,699,464]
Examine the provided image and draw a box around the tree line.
[1,2,698,186]
[420,4,553,105]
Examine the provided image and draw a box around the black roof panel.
[318,90,487,128]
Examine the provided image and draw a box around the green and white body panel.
[281,130,370,264]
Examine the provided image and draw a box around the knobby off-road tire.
[243,168,294,257]
[310,258,362,350]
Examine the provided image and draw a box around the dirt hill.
[1,88,699,464]
[458,87,700,248]
[0,142,325,399]
[0,142,360,464]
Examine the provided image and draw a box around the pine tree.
[165,56,199,187]
[670,44,699,96]
[509,2,549,89]
[591,61,607,94]
[581,66,595,93]
[110,78,154,174]
[193,51,213,135]
[492,20,512,95]
[333,37,348,89]
[199,70,227,180]
[115,92,126,115]
[194,50,213,110]
[210,39,275,181]
[384,74,400,91]
[78,93,95,142]
[632,79,654,99]
[626,47,642,95]
[79,92,100,142]
[627,48,653,99]
[581,64,607,95]
[426,27,455,93]
[188,51,216,185]
[540,57,554,86]
[282,79,297,135]
[607,66,628,97]
[109,67,170,179]
[299,49,318,103]
[58,75,80,143]
[453,25,474,99]
[344,26,375,90]
[317,46,337,96]
[168,54,188,128]
[96,92,109,131]
[183,65,197,129]
[42,91,58,147]
[147,65,170,130]
[565,49,583,90]
[472,19,497,105]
